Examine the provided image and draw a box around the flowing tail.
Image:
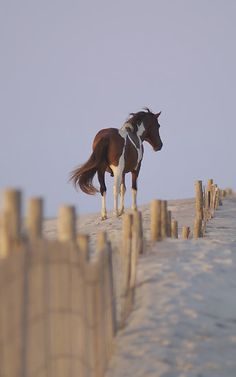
[70,138,108,195]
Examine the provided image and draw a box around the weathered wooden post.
[0,211,11,257]
[58,205,76,241]
[167,210,172,237]
[77,233,89,266]
[206,179,213,207]
[132,210,143,254]
[94,232,107,376]
[171,219,178,239]
[84,256,99,375]
[221,189,226,198]
[121,213,133,323]
[182,226,190,240]
[150,200,162,242]
[97,232,115,368]
[130,211,141,288]
[0,189,22,256]
[161,200,168,239]
[122,213,133,244]
[195,180,203,220]
[214,185,219,209]
[193,218,202,239]
[194,180,204,238]
[26,197,43,239]
[2,188,21,240]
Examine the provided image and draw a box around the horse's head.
[128,108,163,151]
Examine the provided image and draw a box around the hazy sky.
[1,0,236,216]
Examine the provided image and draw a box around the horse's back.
[92,127,125,166]
[93,127,123,149]
[93,127,118,141]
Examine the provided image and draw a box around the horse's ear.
[143,107,151,113]
[155,111,161,118]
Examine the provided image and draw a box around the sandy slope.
[43,197,236,376]
[105,197,236,377]
[43,198,195,248]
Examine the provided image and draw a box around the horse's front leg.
[131,169,140,211]
[110,166,124,217]
[113,173,121,217]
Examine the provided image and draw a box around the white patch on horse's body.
[120,122,134,133]
[129,122,145,169]
[137,122,145,138]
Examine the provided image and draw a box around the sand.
[43,196,236,376]
[105,197,236,377]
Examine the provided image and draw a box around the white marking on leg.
[132,188,137,211]
[119,183,125,215]
[101,192,107,220]
[110,136,126,216]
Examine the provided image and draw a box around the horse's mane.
[127,107,153,126]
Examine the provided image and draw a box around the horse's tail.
[70,138,108,195]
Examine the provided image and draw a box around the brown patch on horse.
[70,128,125,194]
[70,137,109,194]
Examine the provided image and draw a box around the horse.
[70,108,163,219]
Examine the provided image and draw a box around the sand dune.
[43,196,236,376]
[105,197,236,377]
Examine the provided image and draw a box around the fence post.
[26,198,43,239]
[206,179,213,207]
[2,188,21,241]
[171,220,178,239]
[214,185,220,210]
[182,226,190,239]
[161,200,168,239]
[167,210,172,237]
[94,232,107,376]
[97,232,115,371]
[195,180,203,220]
[150,200,162,242]
[58,205,76,241]
[193,218,202,239]
[132,210,143,254]
[0,211,11,257]
[121,213,133,324]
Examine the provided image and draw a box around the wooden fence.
[150,179,232,241]
[0,182,233,377]
[0,189,143,377]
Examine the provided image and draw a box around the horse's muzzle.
[154,142,163,151]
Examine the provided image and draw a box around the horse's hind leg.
[98,169,107,220]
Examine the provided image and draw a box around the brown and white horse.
[70,108,163,219]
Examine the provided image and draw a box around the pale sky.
[1,0,236,216]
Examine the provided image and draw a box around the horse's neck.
[119,122,144,149]
[127,131,141,149]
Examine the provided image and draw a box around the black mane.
[127,107,154,126]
